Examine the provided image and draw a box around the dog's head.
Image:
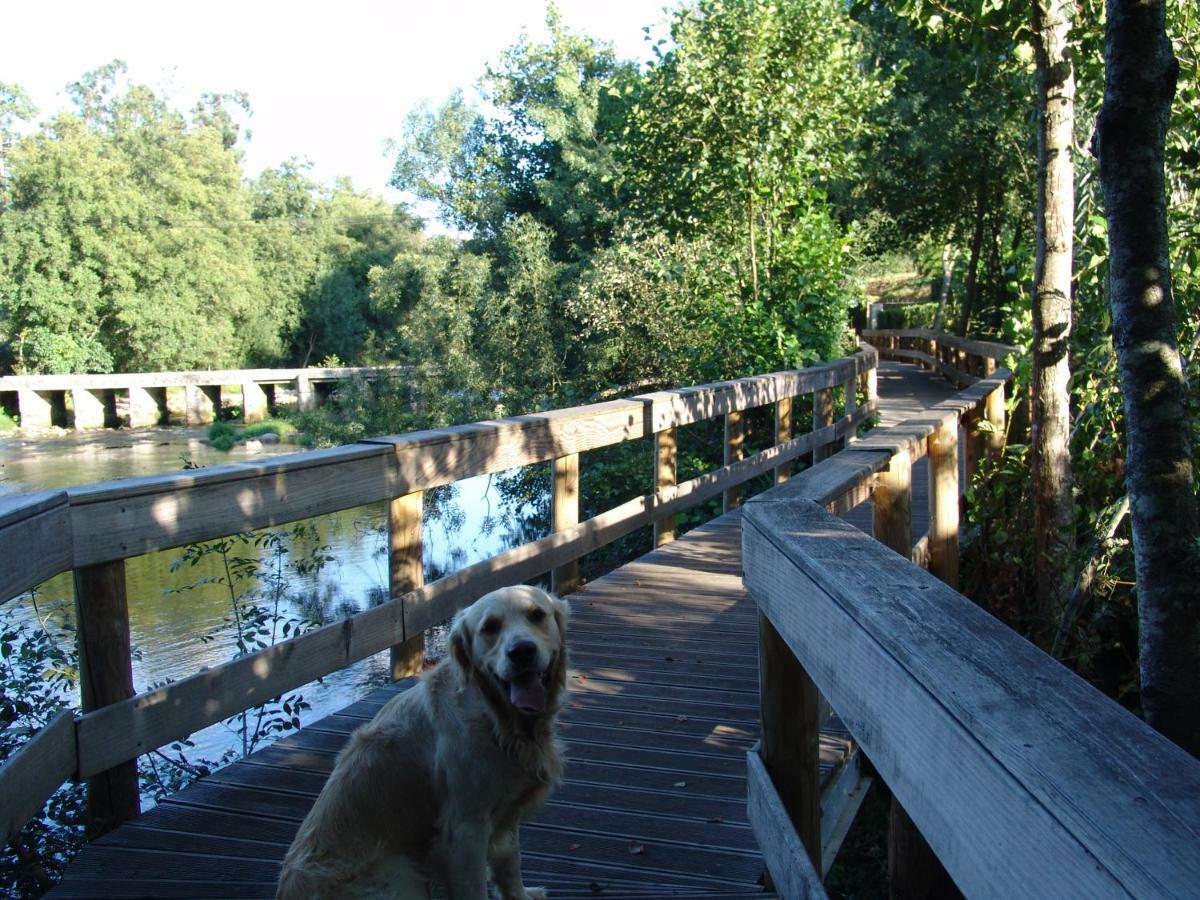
[450,585,569,718]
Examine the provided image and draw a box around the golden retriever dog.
[277,585,570,900]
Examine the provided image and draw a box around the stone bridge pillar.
[295,375,316,412]
[128,386,165,428]
[17,389,54,431]
[185,384,220,425]
[72,388,107,430]
[242,382,269,424]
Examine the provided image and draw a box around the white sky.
[5,1,672,204]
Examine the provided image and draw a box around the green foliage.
[392,9,629,259]
[206,418,299,452]
[0,408,17,432]
[0,68,423,376]
[0,596,85,897]
[166,524,331,760]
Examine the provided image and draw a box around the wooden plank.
[0,491,72,605]
[388,490,424,678]
[0,709,77,845]
[68,444,397,567]
[743,500,1200,899]
[819,751,871,876]
[747,749,830,899]
[552,453,581,593]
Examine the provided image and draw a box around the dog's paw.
[524,889,548,900]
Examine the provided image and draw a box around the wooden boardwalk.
[51,361,957,900]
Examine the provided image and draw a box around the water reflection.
[1,428,544,775]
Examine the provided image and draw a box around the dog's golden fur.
[276,585,569,900]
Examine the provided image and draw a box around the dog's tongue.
[509,672,547,713]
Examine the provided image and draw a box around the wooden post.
[964,409,985,491]
[874,448,959,899]
[813,388,834,464]
[873,450,912,557]
[723,410,744,512]
[653,429,677,547]
[74,560,140,834]
[844,379,858,446]
[928,419,960,589]
[866,365,878,408]
[985,383,1006,460]
[552,453,580,593]
[389,490,425,679]
[758,613,822,873]
[774,397,793,485]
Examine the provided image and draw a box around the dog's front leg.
[489,827,545,900]
[442,822,490,900]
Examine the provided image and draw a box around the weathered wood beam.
[74,560,139,834]
[389,490,425,679]
[552,453,580,594]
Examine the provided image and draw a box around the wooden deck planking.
[50,361,960,899]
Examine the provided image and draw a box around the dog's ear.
[547,592,569,701]
[450,611,473,677]
[547,592,570,626]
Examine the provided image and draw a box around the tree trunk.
[1095,0,1200,758]
[933,225,958,333]
[1030,0,1077,644]
[957,176,989,336]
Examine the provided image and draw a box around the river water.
[0,426,543,769]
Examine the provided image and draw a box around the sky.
[5,0,672,204]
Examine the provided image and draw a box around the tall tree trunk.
[933,224,958,333]
[1030,0,1077,643]
[958,175,989,336]
[1096,0,1200,757]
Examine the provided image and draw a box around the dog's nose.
[506,639,538,668]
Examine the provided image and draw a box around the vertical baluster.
[724,410,744,512]
[74,560,140,833]
[928,419,960,589]
[813,388,834,464]
[774,397,793,485]
[653,428,677,546]
[389,490,424,679]
[552,454,580,594]
[873,450,956,896]
[758,614,821,871]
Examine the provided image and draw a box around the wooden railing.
[863,327,1014,385]
[0,346,878,844]
[745,334,1200,897]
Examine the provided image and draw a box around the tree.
[0,63,271,372]
[623,0,880,362]
[391,8,630,261]
[1094,0,1200,757]
[1029,0,1077,642]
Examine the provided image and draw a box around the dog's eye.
[480,617,501,636]
[527,607,546,624]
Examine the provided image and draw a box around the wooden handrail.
[743,344,1200,896]
[743,489,1200,898]
[1,346,877,839]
